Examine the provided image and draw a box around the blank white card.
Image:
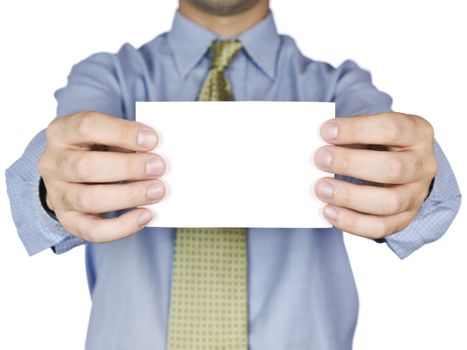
[136,101,333,228]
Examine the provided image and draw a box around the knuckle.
[405,114,419,130]
[59,220,73,235]
[82,228,104,244]
[372,230,386,240]
[373,220,392,239]
[384,116,406,142]
[337,186,351,208]
[54,152,70,172]
[74,189,92,212]
[46,117,61,140]
[72,156,90,181]
[385,113,419,143]
[417,114,430,125]
[406,192,418,211]
[427,158,438,178]
[79,228,94,243]
[385,191,406,215]
[42,183,56,211]
[335,150,349,173]
[45,125,55,141]
[396,217,413,233]
[38,153,51,175]
[401,155,424,182]
[420,117,435,138]
[411,114,435,143]
[125,185,143,206]
[60,190,74,210]
[76,112,96,138]
[56,213,78,236]
[125,155,142,178]
[343,212,358,232]
[81,221,104,243]
[412,157,424,178]
[387,156,405,182]
[117,123,132,145]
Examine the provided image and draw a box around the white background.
[0,0,465,349]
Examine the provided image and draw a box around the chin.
[186,0,261,16]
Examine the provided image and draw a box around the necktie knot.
[197,39,243,101]
[210,40,243,71]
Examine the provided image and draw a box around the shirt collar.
[167,10,280,79]
[237,12,280,79]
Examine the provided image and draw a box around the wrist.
[39,177,57,220]
[424,177,435,202]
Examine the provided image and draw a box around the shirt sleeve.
[5,51,126,256]
[332,59,462,259]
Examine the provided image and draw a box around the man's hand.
[38,112,166,243]
[314,112,438,239]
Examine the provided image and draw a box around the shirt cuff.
[5,132,85,255]
[383,141,461,259]
[373,177,435,245]
[37,177,85,254]
[35,172,85,255]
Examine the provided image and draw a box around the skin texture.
[185,0,261,16]
[314,113,437,239]
[179,0,269,36]
[39,112,166,243]
[39,2,437,243]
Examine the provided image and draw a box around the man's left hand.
[314,112,438,239]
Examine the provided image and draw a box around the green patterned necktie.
[167,40,248,350]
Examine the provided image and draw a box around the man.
[5,0,461,349]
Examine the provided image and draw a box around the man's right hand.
[38,112,166,243]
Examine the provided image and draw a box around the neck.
[179,1,269,37]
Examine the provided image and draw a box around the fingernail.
[324,206,338,221]
[137,210,153,226]
[146,157,164,177]
[317,182,333,199]
[137,129,158,149]
[147,182,163,200]
[322,122,338,140]
[315,148,333,168]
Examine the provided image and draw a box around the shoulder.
[279,35,371,82]
[55,33,171,117]
[276,35,377,103]
[67,32,171,81]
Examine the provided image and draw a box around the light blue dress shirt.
[6,11,461,350]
